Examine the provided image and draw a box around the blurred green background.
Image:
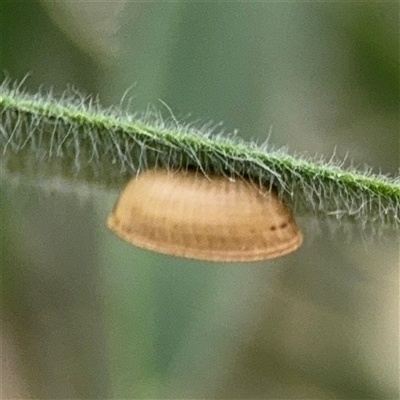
[1,2,399,399]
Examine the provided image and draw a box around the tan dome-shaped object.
[107,169,303,262]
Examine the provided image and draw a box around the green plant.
[1,78,399,228]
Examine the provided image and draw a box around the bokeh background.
[1,2,399,399]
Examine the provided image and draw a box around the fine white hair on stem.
[0,77,399,230]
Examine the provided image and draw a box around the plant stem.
[1,79,399,227]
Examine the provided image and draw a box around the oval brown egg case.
[107,168,303,262]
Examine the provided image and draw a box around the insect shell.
[107,168,303,262]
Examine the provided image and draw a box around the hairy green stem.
[1,79,399,227]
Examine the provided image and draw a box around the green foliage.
[1,78,399,227]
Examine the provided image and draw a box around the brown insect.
[107,169,303,262]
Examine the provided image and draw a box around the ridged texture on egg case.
[107,169,303,262]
